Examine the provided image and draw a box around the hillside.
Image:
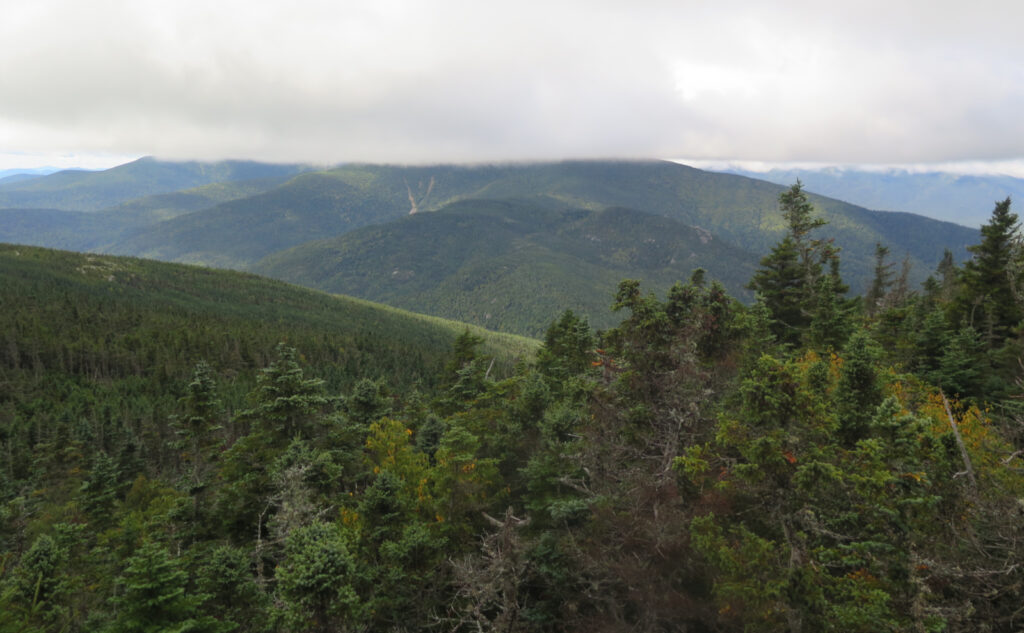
[0,159,981,339]
[3,228,1023,632]
[105,164,508,267]
[0,244,534,398]
[0,157,311,211]
[0,208,127,251]
[253,198,759,335]
[107,160,979,291]
[0,176,320,252]
[724,166,1024,227]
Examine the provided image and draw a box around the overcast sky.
[2,0,1024,173]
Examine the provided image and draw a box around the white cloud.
[2,0,1024,167]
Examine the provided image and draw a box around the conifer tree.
[866,243,895,316]
[108,541,225,633]
[239,344,330,441]
[959,197,1022,344]
[834,330,883,444]
[536,310,595,386]
[808,274,852,351]
[342,377,391,427]
[171,361,223,491]
[934,248,959,303]
[749,182,844,346]
[6,533,70,630]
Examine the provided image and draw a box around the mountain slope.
[0,244,535,392]
[253,198,759,335]
[0,176,317,253]
[104,164,513,267]
[0,157,312,211]
[107,160,979,290]
[0,208,127,251]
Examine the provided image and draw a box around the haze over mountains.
[0,157,311,211]
[0,157,981,335]
[720,166,1024,228]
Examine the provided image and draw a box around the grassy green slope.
[0,244,535,398]
[0,157,311,211]
[253,199,758,335]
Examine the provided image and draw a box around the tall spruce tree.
[959,197,1022,345]
[171,361,224,491]
[238,344,330,442]
[866,243,895,317]
[749,182,844,346]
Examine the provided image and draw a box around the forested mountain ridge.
[253,198,759,335]
[0,177,322,254]
[0,157,312,212]
[44,159,973,338]
[104,160,978,281]
[0,159,979,336]
[2,185,1023,632]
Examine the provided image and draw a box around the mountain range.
[721,166,1024,228]
[0,157,981,336]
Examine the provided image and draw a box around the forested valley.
[2,184,1024,632]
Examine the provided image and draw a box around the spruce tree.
[834,330,883,445]
[749,182,844,346]
[239,344,330,441]
[959,197,1022,344]
[171,361,223,491]
[866,243,895,317]
[748,237,805,344]
[108,541,225,633]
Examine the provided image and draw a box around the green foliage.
[749,182,849,348]
[866,242,895,316]
[107,540,227,633]
[536,310,595,386]
[254,200,759,336]
[5,532,71,630]
[191,544,266,632]
[4,203,1024,633]
[237,343,331,441]
[276,521,360,633]
[958,197,1022,344]
[748,237,806,343]
[834,330,884,444]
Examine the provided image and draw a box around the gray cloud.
[2,0,1024,167]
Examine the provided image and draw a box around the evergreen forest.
[2,184,1024,632]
